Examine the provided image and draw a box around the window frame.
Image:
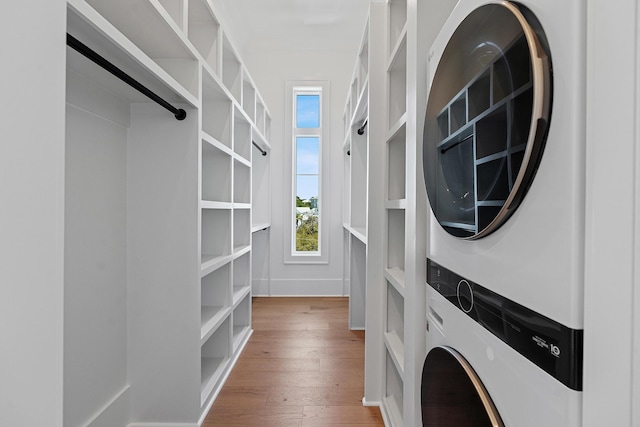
[292,87,322,256]
[284,81,330,264]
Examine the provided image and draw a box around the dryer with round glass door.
[421,1,585,426]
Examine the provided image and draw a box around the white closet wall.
[0,2,66,426]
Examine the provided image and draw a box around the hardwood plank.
[225,369,364,388]
[267,386,364,406]
[319,357,365,372]
[250,329,358,341]
[241,343,328,359]
[302,405,384,426]
[208,387,269,410]
[203,405,304,426]
[234,357,321,372]
[203,297,384,427]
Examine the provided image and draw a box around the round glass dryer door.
[423,2,552,239]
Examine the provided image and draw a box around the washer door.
[422,346,504,427]
[423,2,552,239]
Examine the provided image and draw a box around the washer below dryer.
[422,260,582,427]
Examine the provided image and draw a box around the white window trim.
[293,87,322,256]
[284,80,331,265]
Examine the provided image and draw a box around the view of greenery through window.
[294,92,320,252]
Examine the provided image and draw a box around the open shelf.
[222,35,242,102]
[201,262,231,343]
[343,146,352,226]
[350,128,368,234]
[386,283,404,351]
[388,32,407,130]
[202,139,231,203]
[358,29,369,96]
[387,123,406,202]
[187,0,220,75]
[387,209,405,271]
[251,136,271,229]
[349,236,367,330]
[232,294,251,352]
[255,97,265,135]
[201,208,231,268]
[388,0,407,57]
[233,160,251,204]
[233,107,252,162]
[84,0,199,98]
[264,113,271,141]
[384,350,404,425]
[232,251,251,305]
[384,267,406,297]
[158,0,185,31]
[233,208,250,252]
[202,69,232,148]
[242,76,256,122]
[201,317,231,406]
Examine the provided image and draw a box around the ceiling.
[213,0,373,54]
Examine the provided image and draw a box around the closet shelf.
[232,286,251,306]
[251,224,271,233]
[200,356,229,406]
[350,79,369,127]
[232,326,251,353]
[233,155,251,168]
[388,24,408,70]
[384,331,405,379]
[349,227,367,245]
[385,199,407,210]
[201,306,231,344]
[201,201,233,210]
[201,254,232,277]
[68,0,197,107]
[384,268,406,296]
[202,132,234,157]
[232,245,251,257]
[387,113,407,140]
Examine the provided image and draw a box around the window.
[293,88,322,254]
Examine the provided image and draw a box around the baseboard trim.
[85,385,130,427]
[378,401,392,427]
[128,424,197,427]
[362,397,381,407]
[269,278,345,296]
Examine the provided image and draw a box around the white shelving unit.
[342,12,372,331]
[343,0,425,426]
[63,0,272,425]
[380,0,410,423]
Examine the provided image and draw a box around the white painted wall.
[64,80,129,427]
[243,48,357,295]
[583,0,640,425]
[0,2,66,426]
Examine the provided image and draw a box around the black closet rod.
[357,119,368,135]
[252,141,267,156]
[66,33,187,121]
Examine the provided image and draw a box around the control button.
[457,279,474,313]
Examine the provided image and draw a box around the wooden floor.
[202,297,385,427]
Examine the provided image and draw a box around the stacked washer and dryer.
[421,1,585,426]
